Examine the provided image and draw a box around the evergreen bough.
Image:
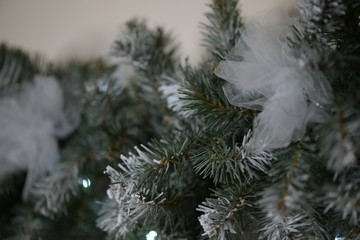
[0,0,359,239]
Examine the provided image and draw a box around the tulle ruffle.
[215,9,332,151]
[0,76,79,199]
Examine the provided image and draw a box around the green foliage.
[201,0,242,59]
[181,65,253,132]
[258,141,330,239]
[1,0,360,239]
[113,18,178,75]
[98,133,213,239]
[193,131,272,185]
[0,56,154,239]
[113,19,181,138]
[198,185,260,240]
[97,1,247,239]
[0,43,42,95]
[100,0,359,239]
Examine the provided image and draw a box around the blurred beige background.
[0,0,295,65]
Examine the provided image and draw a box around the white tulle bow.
[0,76,79,199]
[215,10,332,151]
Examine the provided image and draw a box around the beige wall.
[0,0,295,65]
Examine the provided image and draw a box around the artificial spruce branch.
[0,43,43,91]
[113,19,181,137]
[258,141,328,239]
[323,168,360,225]
[193,131,273,185]
[201,0,242,59]
[198,184,260,240]
[113,19,178,75]
[98,133,210,239]
[99,0,359,239]
[1,0,360,239]
[320,105,359,172]
[31,162,80,218]
[181,66,253,132]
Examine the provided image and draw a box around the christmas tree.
[0,0,359,239]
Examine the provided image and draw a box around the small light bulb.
[81,178,91,188]
[146,230,157,240]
